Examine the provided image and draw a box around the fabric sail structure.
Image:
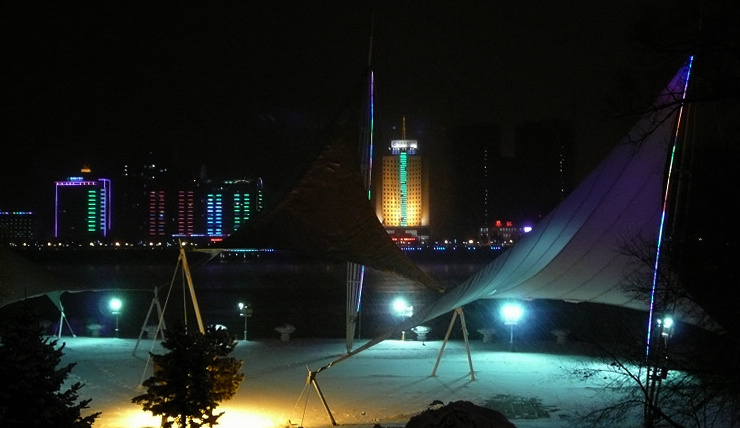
[0,246,97,311]
[323,59,703,367]
[220,79,444,295]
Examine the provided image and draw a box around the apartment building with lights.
[204,178,264,242]
[0,210,36,243]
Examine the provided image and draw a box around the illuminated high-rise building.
[205,192,224,237]
[204,178,263,242]
[376,118,429,242]
[147,190,166,237]
[54,165,111,241]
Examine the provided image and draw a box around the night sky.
[3,1,677,212]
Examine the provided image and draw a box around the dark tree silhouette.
[132,325,244,428]
[568,237,740,427]
[0,304,100,427]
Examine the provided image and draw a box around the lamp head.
[501,302,523,325]
[392,297,413,317]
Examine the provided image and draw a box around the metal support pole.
[243,310,247,341]
[180,247,204,334]
[457,308,475,381]
[509,324,514,344]
[432,308,475,380]
[308,371,337,426]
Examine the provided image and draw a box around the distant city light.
[523,226,533,233]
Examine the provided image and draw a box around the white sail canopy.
[412,62,694,324]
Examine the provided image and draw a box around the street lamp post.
[501,302,523,351]
[109,298,122,338]
[392,297,413,340]
[645,314,675,425]
[238,302,252,341]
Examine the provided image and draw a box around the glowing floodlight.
[109,297,123,338]
[392,297,413,318]
[501,302,523,325]
[658,315,674,338]
[662,316,673,329]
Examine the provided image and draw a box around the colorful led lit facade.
[205,179,263,240]
[147,190,166,237]
[55,169,111,240]
[206,192,224,236]
[176,190,195,236]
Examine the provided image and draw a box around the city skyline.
[2,120,568,244]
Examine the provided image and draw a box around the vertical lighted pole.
[109,298,122,338]
[644,56,692,427]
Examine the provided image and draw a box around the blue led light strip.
[367,71,374,200]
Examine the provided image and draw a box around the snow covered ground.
[59,336,629,428]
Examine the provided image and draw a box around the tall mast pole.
[644,55,694,427]
[346,13,376,353]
